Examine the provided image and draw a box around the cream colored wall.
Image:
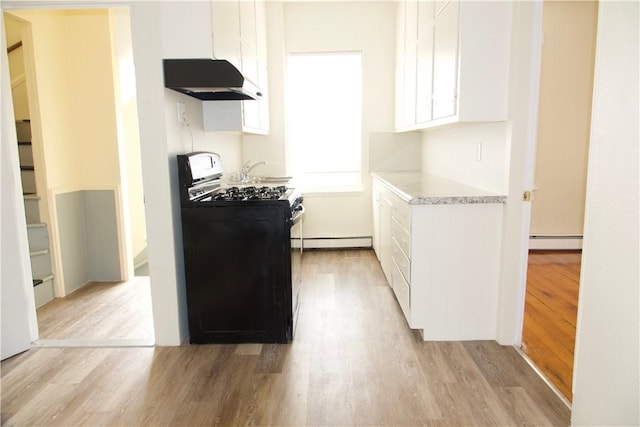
[10,10,77,190]
[529,0,597,236]
[109,8,147,263]
[9,9,121,190]
[5,15,29,120]
[67,10,121,188]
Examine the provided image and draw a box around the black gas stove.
[176,152,304,344]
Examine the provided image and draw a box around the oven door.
[290,206,304,338]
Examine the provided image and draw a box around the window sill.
[299,185,365,196]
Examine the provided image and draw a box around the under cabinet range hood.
[163,58,262,101]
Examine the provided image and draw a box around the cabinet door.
[380,194,394,285]
[372,182,382,257]
[432,0,459,120]
[211,1,242,71]
[239,0,257,53]
[402,0,418,128]
[416,0,435,124]
[257,66,270,132]
[239,0,259,84]
[255,1,270,132]
[395,1,406,130]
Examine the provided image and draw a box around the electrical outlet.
[177,102,186,123]
[476,141,483,161]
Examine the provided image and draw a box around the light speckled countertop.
[372,172,506,205]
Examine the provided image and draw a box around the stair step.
[30,249,52,279]
[15,120,31,142]
[21,169,36,194]
[23,195,41,223]
[18,144,34,167]
[33,274,54,284]
[27,223,49,252]
[33,275,55,308]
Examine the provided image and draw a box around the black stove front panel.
[181,204,293,344]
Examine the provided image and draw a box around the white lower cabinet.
[391,260,411,323]
[379,193,394,285]
[373,178,503,340]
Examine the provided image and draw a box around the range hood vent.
[163,58,262,101]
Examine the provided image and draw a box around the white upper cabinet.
[432,0,459,120]
[206,0,269,134]
[415,0,435,123]
[395,0,512,131]
[239,0,259,85]
[161,2,214,58]
[211,1,241,69]
[402,1,418,129]
[395,1,406,130]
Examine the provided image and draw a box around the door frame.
[495,1,543,346]
[1,1,151,352]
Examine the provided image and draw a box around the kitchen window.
[286,52,362,191]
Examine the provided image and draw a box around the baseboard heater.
[302,236,373,249]
[529,235,583,250]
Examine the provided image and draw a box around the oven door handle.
[291,205,305,224]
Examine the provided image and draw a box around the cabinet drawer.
[390,198,411,231]
[391,217,411,258]
[392,261,411,321]
[392,239,411,283]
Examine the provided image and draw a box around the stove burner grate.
[212,185,288,201]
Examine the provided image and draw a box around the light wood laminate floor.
[2,250,570,426]
[522,250,581,402]
[36,276,154,341]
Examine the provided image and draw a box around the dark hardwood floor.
[2,250,570,426]
[522,250,581,402]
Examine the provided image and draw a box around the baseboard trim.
[303,236,373,249]
[33,338,155,348]
[529,235,583,250]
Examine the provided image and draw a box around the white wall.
[571,2,640,425]
[421,122,509,193]
[243,1,397,243]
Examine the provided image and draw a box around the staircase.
[17,120,55,307]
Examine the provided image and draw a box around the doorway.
[521,0,598,402]
[3,7,153,345]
